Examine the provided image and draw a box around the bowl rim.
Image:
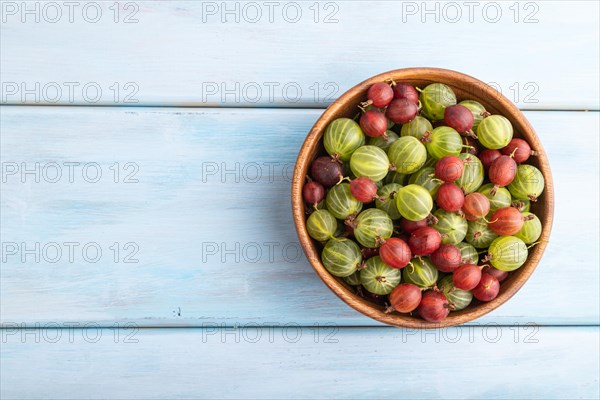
[291,67,554,329]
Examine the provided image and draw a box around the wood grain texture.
[292,68,554,328]
[1,106,598,326]
[1,326,598,399]
[0,1,598,109]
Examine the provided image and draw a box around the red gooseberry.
[452,263,483,290]
[472,272,500,302]
[408,226,442,256]
[436,183,465,212]
[431,244,462,272]
[350,177,379,203]
[444,104,476,139]
[303,181,325,205]
[479,149,502,173]
[482,265,509,282]
[360,109,388,138]
[488,206,525,236]
[364,82,394,108]
[386,98,418,124]
[434,155,464,182]
[379,238,412,269]
[488,155,517,194]
[462,192,491,221]
[386,283,422,313]
[501,138,538,163]
[392,83,419,105]
[418,291,450,322]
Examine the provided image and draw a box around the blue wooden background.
[1,1,599,399]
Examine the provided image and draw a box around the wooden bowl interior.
[292,68,554,328]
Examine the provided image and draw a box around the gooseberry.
[364,82,394,108]
[323,118,365,161]
[508,164,545,202]
[476,115,513,150]
[395,184,434,222]
[306,209,338,242]
[408,226,442,256]
[422,126,463,159]
[434,155,464,182]
[436,183,465,212]
[400,116,433,140]
[359,109,388,138]
[386,283,422,313]
[403,257,439,288]
[462,192,491,221]
[452,264,482,290]
[303,181,325,205]
[351,209,394,248]
[444,104,476,139]
[360,256,401,295]
[375,183,403,220]
[501,138,538,163]
[418,290,450,322]
[350,145,390,182]
[432,209,468,245]
[472,272,500,302]
[419,83,457,121]
[349,177,379,203]
[387,136,428,174]
[431,243,462,272]
[488,154,517,194]
[310,156,344,187]
[489,206,525,236]
[386,98,418,124]
[379,237,411,269]
[321,238,363,277]
[325,183,363,220]
[392,83,419,105]
[438,275,473,311]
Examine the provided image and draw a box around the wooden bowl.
[291,68,554,328]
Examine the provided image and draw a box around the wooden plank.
[1,326,598,399]
[1,1,598,109]
[1,106,598,326]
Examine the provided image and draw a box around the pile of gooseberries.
[303,80,545,323]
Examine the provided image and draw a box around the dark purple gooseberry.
[303,181,325,205]
[350,177,379,203]
[479,149,502,173]
[462,136,479,155]
[444,105,476,139]
[365,82,394,108]
[361,288,387,305]
[392,83,419,105]
[360,109,388,138]
[399,217,429,233]
[361,247,380,260]
[310,156,344,187]
[482,265,508,282]
[386,99,418,124]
